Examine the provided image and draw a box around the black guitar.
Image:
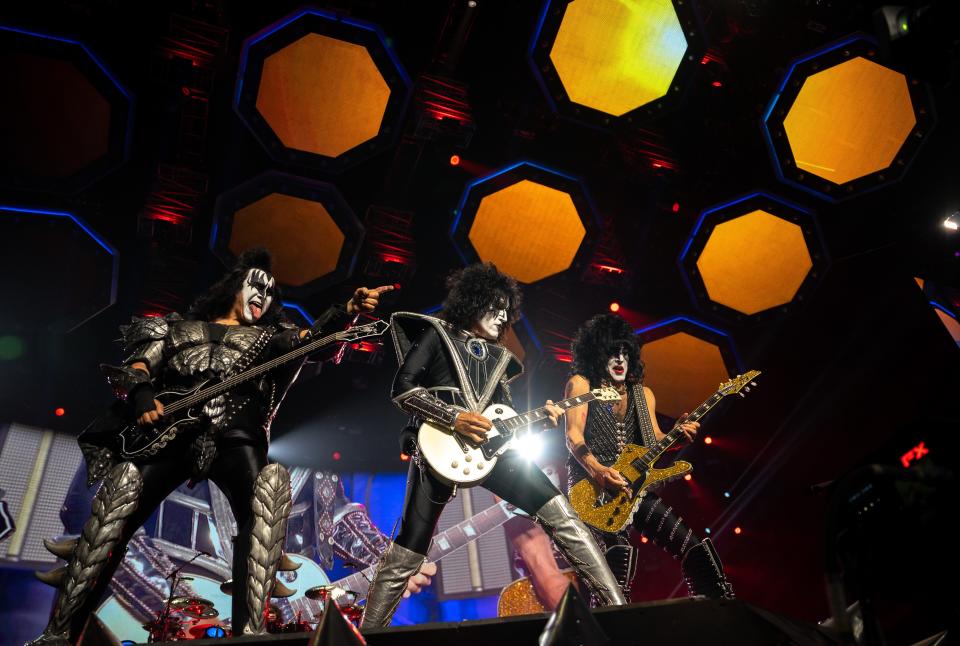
[102,319,389,458]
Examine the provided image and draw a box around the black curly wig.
[570,313,644,386]
[187,247,287,325]
[440,262,522,340]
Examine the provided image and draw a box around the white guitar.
[418,387,621,486]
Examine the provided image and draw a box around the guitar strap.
[632,382,658,448]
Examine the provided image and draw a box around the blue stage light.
[204,626,227,638]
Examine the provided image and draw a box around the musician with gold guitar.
[563,313,735,600]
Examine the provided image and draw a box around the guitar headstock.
[339,319,390,342]
[591,386,622,402]
[718,370,761,398]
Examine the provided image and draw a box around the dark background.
[1,0,958,641]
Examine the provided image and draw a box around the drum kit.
[142,596,223,642]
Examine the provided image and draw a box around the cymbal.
[219,579,233,596]
[170,596,218,619]
[304,585,359,607]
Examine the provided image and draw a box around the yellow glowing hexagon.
[468,180,586,284]
[229,193,345,286]
[256,34,390,158]
[549,0,688,116]
[783,56,916,185]
[696,210,812,315]
[642,332,729,419]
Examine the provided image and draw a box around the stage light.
[450,154,461,166]
[679,193,827,321]
[640,536,649,544]
[609,302,621,313]
[400,453,410,462]
[532,0,702,121]
[734,527,742,535]
[234,9,410,171]
[332,451,341,461]
[672,202,680,213]
[54,408,65,417]
[635,317,738,419]
[684,474,692,481]
[711,80,722,87]
[212,172,364,296]
[452,162,598,284]
[704,527,711,534]
[514,432,545,462]
[704,436,712,445]
[943,212,958,230]
[204,626,227,638]
[763,36,931,201]
[724,491,731,498]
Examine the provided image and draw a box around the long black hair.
[187,247,286,325]
[440,262,522,340]
[570,313,644,386]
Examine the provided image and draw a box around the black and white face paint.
[240,268,275,324]
[607,348,628,383]
[477,300,509,341]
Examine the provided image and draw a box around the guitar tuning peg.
[738,392,745,398]
[750,382,757,387]
[744,387,751,392]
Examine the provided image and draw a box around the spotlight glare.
[724,491,731,498]
[734,527,742,535]
[684,474,692,481]
[672,202,680,213]
[609,302,621,313]
[640,536,649,543]
[54,407,65,417]
[944,213,958,230]
[450,154,461,166]
[332,451,341,461]
[514,432,544,462]
[400,453,410,462]
[705,527,711,534]
[704,436,712,445]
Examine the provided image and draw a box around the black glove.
[128,383,158,417]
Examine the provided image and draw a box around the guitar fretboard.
[632,392,725,470]
[498,393,600,432]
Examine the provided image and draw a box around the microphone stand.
[152,550,209,642]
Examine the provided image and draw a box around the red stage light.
[54,407,65,417]
[684,474,692,481]
[640,536,649,543]
[734,527,742,535]
[450,155,461,166]
[711,81,722,87]
[704,436,713,445]
[672,202,680,213]
[609,302,621,313]
[332,451,341,461]
[400,453,410,462]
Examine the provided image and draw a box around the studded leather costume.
[28,306,350,645]
[568,381,733,598]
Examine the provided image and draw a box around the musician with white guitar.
[361,263,626,629]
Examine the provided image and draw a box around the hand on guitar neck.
[453,400,565,445]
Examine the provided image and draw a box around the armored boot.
[241,463,293,635]
[535,495,627,606]
[360,542,427,629]
[26,462,143,646]
[681,537,734,599]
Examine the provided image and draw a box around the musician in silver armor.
[565,313,733,599]
[27,248,392,645]
[361,263,626,629]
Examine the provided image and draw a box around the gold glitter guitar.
[568,371,761,533]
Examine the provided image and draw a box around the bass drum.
[96,574,231,642]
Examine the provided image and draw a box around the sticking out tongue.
[249,303,262,320]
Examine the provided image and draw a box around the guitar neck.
[637,392,725,467]
[165,327,370,415]
[498,392,600,433]
[331,500,515,598]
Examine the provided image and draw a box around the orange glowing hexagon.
[228,193,345,286]
[696,210,812,315]
[783,56,916,185]
[468,180,586,284]
[642,332,729,419]
[256,34,390,158]
[549,0,688,116]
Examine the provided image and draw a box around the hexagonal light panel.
[763,35,932,201]
[212,172,364,297]
[235,9,410,171]
[0,26,132,193]
[530,0,702,125]
[1,206,118,332]
[636,317,738,419]
[451,162,598,284]
[679,193,828,321]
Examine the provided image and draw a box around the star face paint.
[240,268,275,324]
[476,300,509,341]
[606,348,628,383]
